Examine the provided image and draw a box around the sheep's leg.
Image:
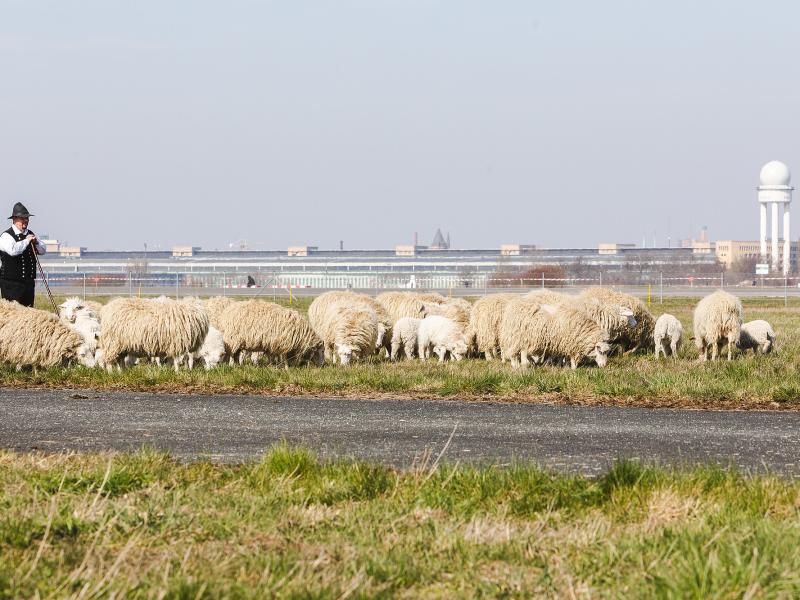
[570,357,578,370]
[405,341,415,360]
[520,351,530,368]
[670,339,678,357]
[486,349,496,361]
[727,340,733,361]
[510,355,520,369]
[711,341,719,362]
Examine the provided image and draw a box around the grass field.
[1,294,798,409]
[3,445,800,598]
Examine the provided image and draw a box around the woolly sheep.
[522,289,570,305]
[499,297,545,368]
[98,297,209,372]
[417,315,469,362]
[215,300,323,366]
[512,303,612,369]
[390,317,421,361]
[309,291,392,355]
[468,294,519,360]
[0,300,96,369]
[189,326,226,369]
[376,292,427,323]
[204,296,236,329]
[309,297,379,364]
[59,297,102,356]
[693,290,743,361]
[654,314,683,358]
[737,320,776,355]
[580,287,654,353]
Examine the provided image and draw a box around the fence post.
[721,271,724,288]
[83,273,86,300]
[541,272,545,289]
[659,271,663,304]
[599,271,602,287]
[128,272,132,297]
[175,273,179,299]
[785,274,788,307]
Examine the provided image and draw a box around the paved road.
[2,389,800,475]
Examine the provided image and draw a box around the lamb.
[417,315,469,362]
[693,290,743,361]
[654,314,683,358]
[508,302,612,369]
[580,287,655,353]
[737,320,776,355]
[58,297,102,356]
[98,297,209,371]
[468,294,519,360]
[0,299,96,369]
[215,300,323,366]
[390,317,421,360]
[187,326,226,370]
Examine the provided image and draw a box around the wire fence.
[34,270,800,303]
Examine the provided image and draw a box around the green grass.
[4,294,799,409]
[2,445,800,597]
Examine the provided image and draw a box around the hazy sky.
[2,1,799,251]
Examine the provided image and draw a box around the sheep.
[98,297,209,372]
[654,314,683,358]
[428,298,472,330]
[580,287,655,353]
[417,315,469,362]
[190,326,226,369]
[0,299,96,370]
[413,292,448,305]
[522,289,570,305]
[316,301,380,364]
[468,294,520,360]
[506,302,612,369]
[215,300,323,366]
[390,317,421,361]
[376,292,427,323]
[309,291,388,357]
[499,297,545,368]
[58,297,102,357]
[204,296,236,329]
[693,290,743,361]
[737,320,776,355]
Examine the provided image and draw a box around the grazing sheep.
[468,294,519,360]
[428,298,472,330]
[376,292,427,323]
[191,326,226,369]
[737,320,776,355]
[204,296,236,328]
[309,291,392,355]
[0,299,96,369]
[693,290,743,361]
[59,297,102,356]
[215,300,323,366]
[499,297,545,368]
[98,297,209,372]
[654,314,683,358]
[390,317,421,361]
[309,297,379,364]
[522,289,570,305]
[515,303,613,369]
[580,287,655,353]
[417,315,469,362]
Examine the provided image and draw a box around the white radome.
[759,160,791,187]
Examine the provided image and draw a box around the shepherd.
[0,202,47,307]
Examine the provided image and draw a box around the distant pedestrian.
[0,202,47,307]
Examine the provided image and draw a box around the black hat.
[8,202,33,219]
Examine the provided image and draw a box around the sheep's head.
[58,297,84,323]
[589,341,612,367]
[451,339,468,361]
[74,344,97,368]
[618,307,636,328]
[336,343,357,365]
[375,323,387,349]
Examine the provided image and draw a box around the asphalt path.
[4,389,800,475]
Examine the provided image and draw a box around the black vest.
[0,227,37,282]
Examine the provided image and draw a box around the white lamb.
[183,326,226,370]
[417,315,468,362]
[737,320,776,355]
[390,317,421,361]
[59,298,102,359]
[654,314,683,358]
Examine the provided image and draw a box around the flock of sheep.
[0,287,777,372]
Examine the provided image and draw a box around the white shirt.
[0,223,47,256]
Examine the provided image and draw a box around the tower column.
[772,202,780,268]
[760,202,768,260]
[784,203,791,275]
